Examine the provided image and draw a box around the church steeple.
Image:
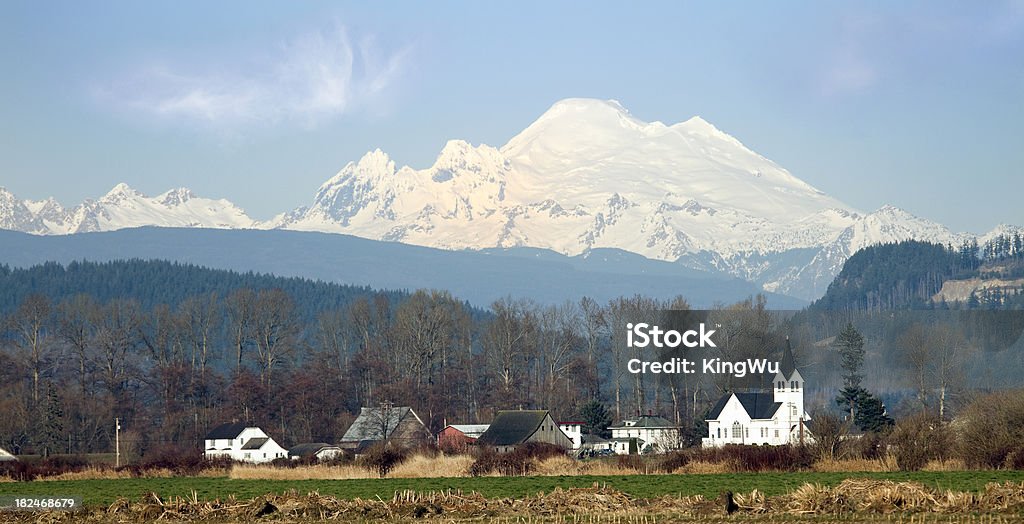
[780,337,796,379]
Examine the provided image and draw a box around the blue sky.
[1,1,1022,232]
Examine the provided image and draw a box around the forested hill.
[0,259,412,319]
[811,235,1024,311]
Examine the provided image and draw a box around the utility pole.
[115,418,121,468]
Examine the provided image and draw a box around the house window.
[774,429,779,437]
[717,428,721,438]
[732,422,741,440]
[745,428,749,438]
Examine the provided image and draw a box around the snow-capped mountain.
[0,98,1014,300]
[0,184,253,234]
[272,99,857,260]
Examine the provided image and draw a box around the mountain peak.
[102,183,142,200]
[158,187,196,207]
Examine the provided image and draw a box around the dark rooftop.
[707,392,782,420]
[289,442,338,457]
[476,410,549,447]
[205,422,248,440]
[240,437,270,450]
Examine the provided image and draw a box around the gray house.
[476,410,572,453]
[339,406,432,452]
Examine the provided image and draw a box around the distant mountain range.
[0,228,804,308]
[1,98,1017,301]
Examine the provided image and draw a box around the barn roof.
[446,424,490,438]
[341,406,424,443]
[205,422,249,440]
[476,410,550,446]
[0,445,16,462]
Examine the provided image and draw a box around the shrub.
[658,451,689,472]
[615,453,645,472]
[886,412,949,471]
[468,443,566,476]
[956,390,1024,469]
[0,455,91,481]
[131,445,215,476]
[690,444,812,472]
[359,444,408,478]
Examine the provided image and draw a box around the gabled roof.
[205,422,249,440]
[289,442,339,457]
[446,424,490,438]
[476,410,550,446]
[707,392,782,421]
[240,437,269,450]
[341,406,423,443]
[780,338,797,378]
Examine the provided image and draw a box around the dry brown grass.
[36,465,230,481]
[810,458,894,473]
[673,460,732,474]
[389,453,474,478]
[229,463,369,480]
[923,458,968,471]
[229,453,476,480]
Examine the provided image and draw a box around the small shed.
[289,443,343,461]
[437,424,490,451]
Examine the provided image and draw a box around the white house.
[204,422,288,463]
[702,340,813,447]
[608,415,681,454]
[558,421,583,450]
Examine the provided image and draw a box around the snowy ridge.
[0,98,1015,300]
[0,184,253,235]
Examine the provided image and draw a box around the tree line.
[1,260,791,459]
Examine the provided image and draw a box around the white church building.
[702,340,813,447]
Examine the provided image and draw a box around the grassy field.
[2,470,1024,508]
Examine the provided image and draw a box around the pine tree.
[853,389,893,432]
[833,324,865,419]
[36,383,64,457]
[580,400,613,439]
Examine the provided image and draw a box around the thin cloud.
[102,25,410,130]
[819,15,880,97]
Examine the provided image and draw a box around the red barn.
[437,424,490,451]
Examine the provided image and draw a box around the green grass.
[2,471,1024,508]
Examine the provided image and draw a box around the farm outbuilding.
[289,443,343,461]
[339,406,433,452]
[476,410,572,453]
[437,424,490,451]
